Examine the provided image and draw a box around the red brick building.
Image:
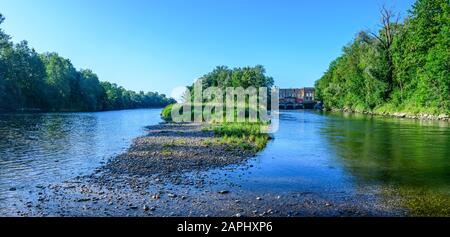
[279,87,315,103]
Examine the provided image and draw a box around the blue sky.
[1,0,415,97]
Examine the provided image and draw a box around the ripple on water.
[0,109,163,202]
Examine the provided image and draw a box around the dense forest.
[0,14,175,112]
[315,0,449,115]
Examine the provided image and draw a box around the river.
[1,109,449,215]
[0,109,163,203]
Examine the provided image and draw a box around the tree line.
[191,65,274,90]
[315,0,449,115]
[185,65,274,110]
[162,65,274,121]
[183,65,274,101]
[184,65,274,100]
[0,14,175,112]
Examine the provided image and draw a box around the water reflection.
[0,109,162,201]
[1,109,448,215]
[214,110,449,215]
[320,112,450,188]
[318,112,450,215]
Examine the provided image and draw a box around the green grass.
[161,143,173,155]
[374,102,446,116]
[204,122,270,152]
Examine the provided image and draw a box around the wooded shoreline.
[324,108,450,122]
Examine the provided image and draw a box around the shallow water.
[205,110,450,215]
[225,111,450,190]
[1,109,449,215]
[0,109,162,202]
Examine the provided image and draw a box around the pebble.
[76,198,91,202]
[152,194,160,199]
[168,193,177,198]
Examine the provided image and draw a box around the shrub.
[161,104,174,122]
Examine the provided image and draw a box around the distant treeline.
[315,0,449,115]
[0,14,175,112]
[161,65,274,122]
[189,65,274,90]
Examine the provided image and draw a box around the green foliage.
[212,122,266,137]
[39,52,78,110]
[316,0,449,115]
[174,65,274,122]
[161,103,175,122]
[99,81,175,111]
[79,69,105,111]
[206,122,270,152]
[183,65,274,106]
[0,14,175,112]
[191,65,274,91]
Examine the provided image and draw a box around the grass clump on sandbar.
[203,122,270,152]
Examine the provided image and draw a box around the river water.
[1,109,449,215]
[210,111,450,215]
[0,109,163,202]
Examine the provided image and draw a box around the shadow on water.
[318,111,450,215]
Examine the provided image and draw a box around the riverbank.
[0,106,170,114]
[5,121,405,217]
[326,108,450,122]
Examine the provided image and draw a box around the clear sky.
[0,0,415,97]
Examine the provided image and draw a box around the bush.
[161,104,174,122]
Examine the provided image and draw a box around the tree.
[79,69,105,111]
[370,6,401,97]
[0,13,15,110]
[39,53,77,110]
[315,0,449,115]
[0,13,174,112]
[0,40,47,109]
